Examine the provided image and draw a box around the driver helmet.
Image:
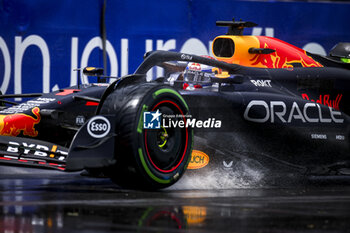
[183,56,220,89]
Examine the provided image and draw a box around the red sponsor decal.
[302,93,343,110]
[85,101,99,106]
[0,107,41,137]
[49,163,59,166]
[56,89,80,96]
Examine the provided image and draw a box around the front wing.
[0,115,117,172]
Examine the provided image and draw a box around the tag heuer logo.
[143,110,161,129]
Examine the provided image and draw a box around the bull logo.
[0,107,41,137]
[250,37,323,68]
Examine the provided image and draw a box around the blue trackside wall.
[0,0,349,95]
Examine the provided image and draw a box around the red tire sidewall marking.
[144,99,188,173]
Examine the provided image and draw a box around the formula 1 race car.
[0,19,349,189]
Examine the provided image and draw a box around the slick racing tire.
[99,83,193,190]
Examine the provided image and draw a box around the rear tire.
[99,83,193,190]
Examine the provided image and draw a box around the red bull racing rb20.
[0,19,349,189]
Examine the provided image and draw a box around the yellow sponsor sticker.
[187,150,209,170]
[215,71,230,78]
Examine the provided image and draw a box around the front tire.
[99,83,193,190]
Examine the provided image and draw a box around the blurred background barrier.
[0,0,349,95]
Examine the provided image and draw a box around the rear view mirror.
[83,67,104,76]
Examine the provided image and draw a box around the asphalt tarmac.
[1,166,350,233]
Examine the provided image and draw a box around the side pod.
[66,115,117,171]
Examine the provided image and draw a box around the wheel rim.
[144,100,189,173]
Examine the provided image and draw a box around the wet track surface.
[1,166,350,233]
